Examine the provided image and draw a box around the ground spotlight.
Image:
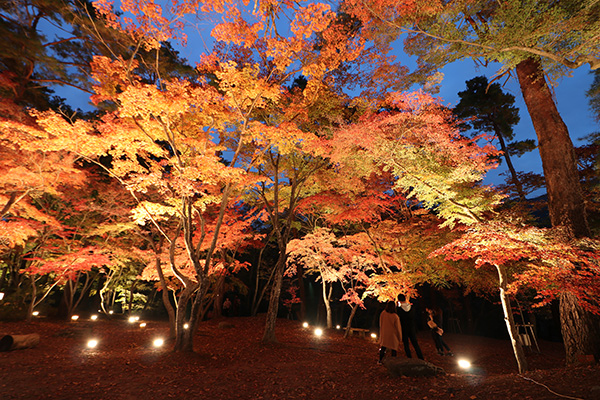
[458,359,472,369]
[302,322,309,328]
[87,339,99,348]
[370,333,377,339]
[108,310,114,315]
[128,316,136,323]
[32,311,40,316]
[71,315,79,321]
[91,315,98,321]
[314,328,323,337]
[183,323,189,329]
[139,322,147,328]
[153,338,165,348]
[336,325,341,330]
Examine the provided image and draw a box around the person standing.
[397,293,424,360]
[426,307,453,356]
[378,301,403,364]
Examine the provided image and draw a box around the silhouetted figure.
[378,301,403,364]
[223,297,232,317]
[397,294,424,360]
[426,307,453,356]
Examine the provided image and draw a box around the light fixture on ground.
[108,310,114,315]
[314,328,323,337]
[458,359,472,369]
[183,323,189,329]
[370,333,377,339]
[153,338,164,348]
[71,315,79,321]
[91,315,98,321]
[87,339,99,348]
[32,311,40,316]
[336,325,341,330]
[0,292,4,300]
[302,322,309,328]
[139,322,147,328]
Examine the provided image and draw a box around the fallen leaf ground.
[1,316,598,399]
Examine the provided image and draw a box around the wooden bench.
[345,327,370,338]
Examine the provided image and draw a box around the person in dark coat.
[426,307,453,356]
[397,293,424,360]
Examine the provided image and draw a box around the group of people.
[378,294,453,364]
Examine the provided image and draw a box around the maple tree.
[342,0,600,366]
[27,0,381,349]
[432,221,600,369]
[286,227,376,330]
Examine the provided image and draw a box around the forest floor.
[1,315,599,400]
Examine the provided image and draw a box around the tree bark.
[262,254,286,343]
[154,257,176,339]
[344,304,359,339]
[515,57,590,238]
[496,264,528,373]
[493,122,526,201]
[297,264,307,321]
[516,56,596,366]
[0,334,40,351]
[559,292,600,364]
[321,280,332,329]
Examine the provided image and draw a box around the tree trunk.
[262,255,286,343]
[173,284,197,352]
[493,123,526,201]
[154,257,176,339]
[0,334,40,352]
[297,264,306,321]
[344,303,360,339]
[515,57,590,238]
[496,264,528,373]
[321,280,332,329]
[559,292,600,365]
[516,57,596,366]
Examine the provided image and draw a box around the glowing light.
[91,315,98,321]
[302,322,309,328]
[336,325,341,330]
[458,359,472,369]
[71,315,79,321]
[370,333,377,339]
[183,323,189,329]
[134,316,140,321]
[139,323,147,328]
[153,338,164,348]
[128,316,136,323]
[32,311,40,316]
[0,292,4,300]
[314,328,323,337]
[108,310,114,315]
[87,339,99,348]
